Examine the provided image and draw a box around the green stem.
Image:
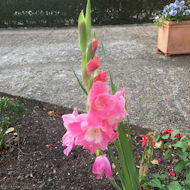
[109,179,122,190]
[107,146,125,187]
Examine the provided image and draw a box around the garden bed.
[0,93,185,190]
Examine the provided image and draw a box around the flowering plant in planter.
[154,0,190,26]
[155,0,190,57]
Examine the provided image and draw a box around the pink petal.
[94,71,108,83]
[62,132,76,156]
[92,40,98,54]
[92,155,113,179]
[87,56,101,75]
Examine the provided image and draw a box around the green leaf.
[85,0,91,43]
[185,161,190,167]
[108,71,116,95]
[153,134,160,143]
[148,178,162,188]
[173,141,187,152]
[168,181,182,190]
[164,142,171,149]
[162,134,170,140]
[72,68,88,95]
[107,146,125,188]
[150,173,167,180]
[176,150,188,160]
[171,129,180,138]
[164,149,173,160]
[174,160,186,174]
[185,168,190,184]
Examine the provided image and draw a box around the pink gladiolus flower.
[87,56,101,75]
[92,155,113,179]
[94,71,108,83]
[188,145,190,149]
[92,40,98,54]
[163,128,173,135]
[140,133,156,148]
[169,170,175,177]
[88,81,127,127]
[68,115,118,154]
[62,82,127,155]
[62,107,118,154]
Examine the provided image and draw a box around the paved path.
[0,25,190,131]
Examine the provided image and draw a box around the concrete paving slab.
[0,24,190,131]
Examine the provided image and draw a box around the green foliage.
[141,128,190,190]
[0,0,171,27]
[0,97,25,149]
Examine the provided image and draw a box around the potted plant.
[154,0,190,57]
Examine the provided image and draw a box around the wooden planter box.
[157,20,190,57]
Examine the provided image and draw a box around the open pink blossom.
[62,82,127,155]
[87,56,101,75]
[68,115,118,154]
[94,71,108,83]
[62,108,88,155]
[92,39,98,54]
[88,81,127,127]
[92,155,113,179]
[62,107,78,129]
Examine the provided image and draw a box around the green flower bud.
[78,10,87,54]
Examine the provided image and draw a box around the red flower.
[157,157,163,162]
[169,170,175,177]
[174,133,181,138]
[92,40,98,54]
[140,133,156,148]
[87,56,101,75]
[9,99,16,104]
[56,112,62,117]
[94,71,108,83]
[141,186,147,190]
[25,121,31,125]
[163,128,173,135]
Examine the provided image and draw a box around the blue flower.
[179,1,185,6]
[162,6,168,15]
[170,3,176,10]
[175,0,179,4]
[185,9,190,15]
[170,10,177,16]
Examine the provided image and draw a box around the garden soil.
[0,93,182,190]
